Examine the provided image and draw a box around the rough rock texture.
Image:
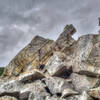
[3,36,54,77]
[88,87,100,99]
[0,96,18,100]
[73,34,100,76]
[70,73,98,93]
[42,77,73,94]
[45,51,72,77]
[1,23,100,100]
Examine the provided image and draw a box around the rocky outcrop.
[73,34,100,76]
[1,23,100,100]
[2,36,54,77]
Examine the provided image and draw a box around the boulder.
[0,80,20,98]
[20,80,46,100]
[42,77,73,94]
[2,36,54,77]
[45,51,72,77]
[70,73,98,93]
[73,34,100,76]
[18,69,45,83]
[54,24,76,52]
[28,81,50,100]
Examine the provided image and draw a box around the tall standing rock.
[2,36,54,77]
[54,24,76,52]
[73,34,100,76]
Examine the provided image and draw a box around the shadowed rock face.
[2,36,54,77]
[1,23,100,100]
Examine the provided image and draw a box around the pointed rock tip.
[64,24,76,35]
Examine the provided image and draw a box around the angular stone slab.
[42,77,73,94]
[70,73,98,93]
[54,24,76,51]
[73,34,100,76]
[45,52,72,77]
[3,36,54,77]
[18,69,45,83]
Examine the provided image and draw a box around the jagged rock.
[88,87,100,99]
[45,51,72,77]
[20,80,46,100]
[54,24,76,52]
[70,73,98,93]
[2,23,100,100]
[42,77,73,94]
[73,34,100,76]
[0,96,18,100]
[61,88,78,98]
[0,80,20,98]
[28,81,50,100]
[79,91,93,100]
[2,36,54,77]
[0,70,46,100]
[18,69,45,83]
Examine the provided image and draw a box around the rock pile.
[0,24,100,100]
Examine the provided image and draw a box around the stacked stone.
[0,24,100,100]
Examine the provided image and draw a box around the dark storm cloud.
[0,0,100,66]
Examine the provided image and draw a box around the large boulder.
[0,70,46,99]
[2,36,54,77]
[42,77,73,94]
[45,51,72,77]
[73,34,100,76]
[70,73,98,93]
[54,24,76,52]
[28,81,50,100]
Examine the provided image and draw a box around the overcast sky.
[0,0,100,67]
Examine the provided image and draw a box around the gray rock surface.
[42,77,73,94]
[70,73,98,93]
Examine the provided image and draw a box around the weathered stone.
[45,51,72,77]
[28,81,50,100]
[0,70,46,100]
[54,24,76,52]
[0,96,18,100]
[61,88,78,98]
[2,36,54,77]
[88,87,100,99]
[18,69,45,83]
[70,73,98,93]
[79,91,93,100]
[0,80,20,98]
[42,77,73,94]
[20,80,46,100]
[73,34,100,76]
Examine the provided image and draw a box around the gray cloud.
[0,0,100,66]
